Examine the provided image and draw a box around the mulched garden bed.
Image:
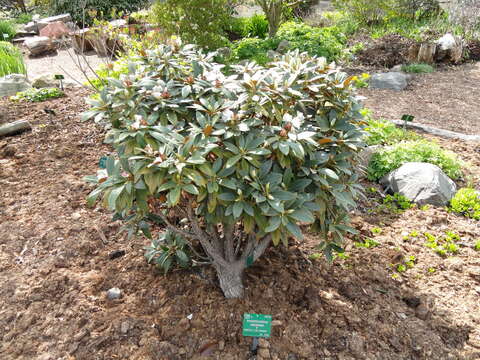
[0,88,479,360]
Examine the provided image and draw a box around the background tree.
[254,0,300,37]
[84,42,365,298]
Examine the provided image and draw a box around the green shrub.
[144,229,191,273]
[363,116,420,145]
[244,14,269,38]
[14,13,33,24]
[49,0,148,26]
[11,87,64,102]
[0,41,25,77]
[231,21,349,64]
[88,59,130,90]
[450,188,480,220]
[276,22,347,60]
[332,0,394,25]
[401,63,435,73]
[150,0,231,49]
[368,140,463,181]
[232,37,280,64]
[226,15,269,40]
[0,20,16,42]
[83,42,365,298]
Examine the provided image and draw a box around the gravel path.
[23,47,106,84]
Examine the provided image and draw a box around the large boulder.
[39,21,71,39]
[0,74,31,97]
[369,72,411,91]
[380,162,457,206]
[25,36,55,56]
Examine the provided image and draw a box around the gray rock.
[0,74,31,97]
[216,47,232,58]
[106,287,122,300]
[24,22,38,34]
[25,36,55,56]
[369,72,410,91]
[276,39,290,53]
[391,64,404,72]
[380,162,457,206]
[267,49,279,59]
[32,75,56,88]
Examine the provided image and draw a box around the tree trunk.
[215,263,245,299]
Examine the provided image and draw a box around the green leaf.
[249,148,271,156]
[226,154,242,168]
[168,186,181,206]
[265,216,281,233]
[286,221,303,239]
[289,208,315,223]
[218,192,236,201]
[183,184,199,195]
[175,250,189,266]
[158,181,176,192]
[186,153,206,165]
[233,201,243,218]
[278,142,290,156]
[108,185,124,209]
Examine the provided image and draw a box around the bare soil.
[360,61,480,135]
[1,84,480,360]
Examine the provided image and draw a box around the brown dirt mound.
[1,89,480,360]
[467,40,480,61]
[357,34,415,68]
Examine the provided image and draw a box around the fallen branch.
[391,120,480,143]
[0,120,32,137]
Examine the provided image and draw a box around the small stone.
[391,64,403,72]
[178,317,190,331]
[71,212,81,220]
[276,39,290,53]
[258,338,270,348]
[271,320,283,327]
[106,287,121,300]
[403,296,421,308]
[120,321,130,334]
[1,145,16,158]
[108,249,126,260]
[218,340,225,351]
[415,304,429,320]
[217,47,232,58]
[258,348,271,359]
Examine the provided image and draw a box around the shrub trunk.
[214,262,245,299]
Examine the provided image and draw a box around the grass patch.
[0,41,25,77]
[367,140,463,181]
[0,20,16,42]
[401,63,435,73]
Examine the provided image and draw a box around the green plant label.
[54,74,65,80]
[246,254,254,267]
[242,313,272,338]
[99,156,108,169]
[401,114,414,122]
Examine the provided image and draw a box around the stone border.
[391,120,480,143]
